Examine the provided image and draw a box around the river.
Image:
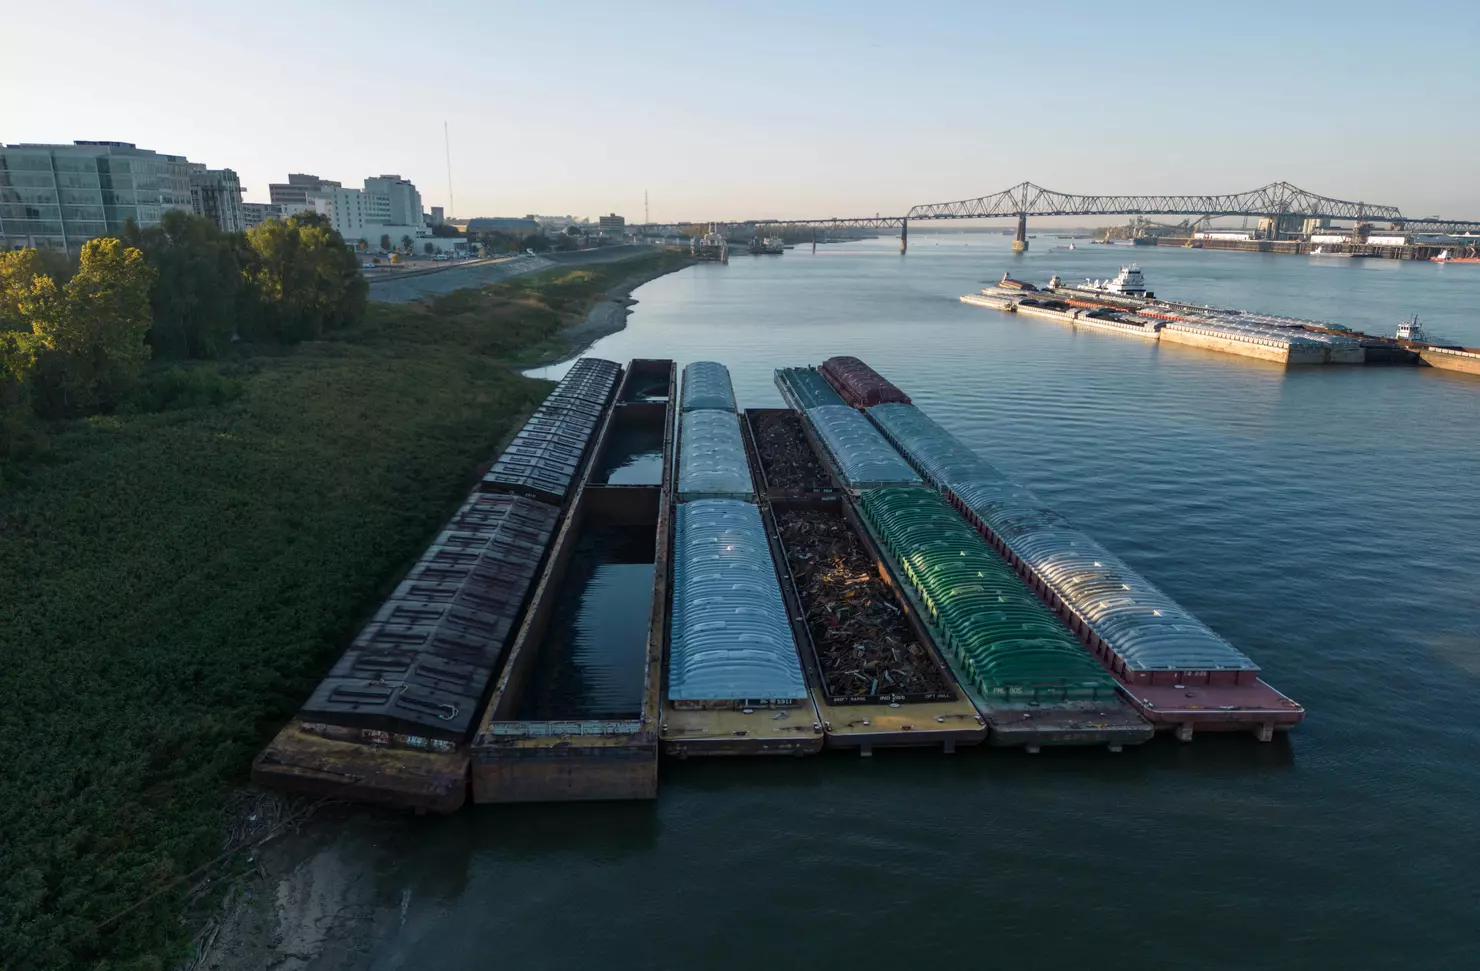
[358,235,1480,970]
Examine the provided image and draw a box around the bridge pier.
[900,218,908,254]
[812,227,816,253]
[1012,213,1028,252]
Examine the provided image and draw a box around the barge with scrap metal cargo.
[741,407,987,753]
[960,265,1480,371]
[777,363,1154,751]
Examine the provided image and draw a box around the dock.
[960,268,1478,372]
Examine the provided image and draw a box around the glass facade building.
[0,141,198,253]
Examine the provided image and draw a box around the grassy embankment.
[0,249,688,970]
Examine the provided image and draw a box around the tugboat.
[1431,248,1480,264]
[1083,264,1148,296]
[1396,315,1426,342]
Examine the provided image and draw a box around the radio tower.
[444,121,455,219]
[644,189,649,226]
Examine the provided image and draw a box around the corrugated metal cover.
[858,488,1116,700]
[668,500,807,702]
[480,358,620,505]
[820,356,911,406]
[678,410,755,501]
[301,494,560,739]
[681,361,737,412]
[874,405,1262,674]
[774,367,845,410]
[803,405,921,489]
[867,403,1005,486]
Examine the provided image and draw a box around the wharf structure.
[256,354,1302,814]
[962,267,1480,372]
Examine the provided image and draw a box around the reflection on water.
[381,235,1480,970]
[591,422,665,485]
[515,525,654,720]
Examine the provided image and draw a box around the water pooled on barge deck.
[514,524,655,720]
[591,422,665,484]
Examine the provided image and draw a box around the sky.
[5,0,1479,224]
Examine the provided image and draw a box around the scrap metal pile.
[751,410,833,492]
[775,508,952,700]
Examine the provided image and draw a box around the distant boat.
[1431,249,1480,264]
[1396,314,1426,342]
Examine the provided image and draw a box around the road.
[367,245,652,303]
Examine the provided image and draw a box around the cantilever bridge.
[634,181,1480,251]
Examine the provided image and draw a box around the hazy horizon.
[6,0,1479,224]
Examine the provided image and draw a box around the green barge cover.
[857,487,1116,701]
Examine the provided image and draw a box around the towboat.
[1431,249,1480,264]
[1083,264,1148,296]
[1396,315,1426,342]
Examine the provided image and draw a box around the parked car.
[359,261,375,269]
[433,253,450,261]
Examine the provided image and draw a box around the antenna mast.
[444,121,455,219]
[645,189,649,225]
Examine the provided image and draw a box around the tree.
[121,211,244,360]
[241,213,367,344]
[357,239,368,252]
[24,238,155,416]
[565,225,581,237]
[400,234,414,255]
[423,242,436,255]
[379,233,392,253]
[520,233,550,254]
[1,248,71,331]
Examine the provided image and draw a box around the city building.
[242,202,286,227]
[362,175,422,226]
[188,164,245,233]
[267,173,340,208]
[429,206,444,226]
[598,212,625,235]
[1,140,202,253]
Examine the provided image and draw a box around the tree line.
[1,211,366,447]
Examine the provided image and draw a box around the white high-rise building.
[362,175,423,226]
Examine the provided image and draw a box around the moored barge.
[741,409,987,754]
[864,394,1305,741]
[470,360,675,802]
[254,358,625,812]
[661,363,825,757]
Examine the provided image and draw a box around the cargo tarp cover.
[873,400,1261,674]
[668,500,807,701]
[678,410,755,501]
[774,367,845,410]
[681,361,738,412]
[857,488,1115,700]
[803,405,921,489]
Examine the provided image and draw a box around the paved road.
[367,245,650,303]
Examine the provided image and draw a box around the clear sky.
[5,0,1478,223]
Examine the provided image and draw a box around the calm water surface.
[367,236,1480,970]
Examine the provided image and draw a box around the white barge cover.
[678,411,755,501]
[668,500,808,702]
[870,404,1260,674]
[680,361,738,412]
[802,405,921,489]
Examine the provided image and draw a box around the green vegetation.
[0,244,686,970]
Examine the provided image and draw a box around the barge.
[864,394,1304,741]
[741,409,987,754]
[780,368,1152,751]
[255,358,625,812]
[661,363,825,757]
[470,359,674,802]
